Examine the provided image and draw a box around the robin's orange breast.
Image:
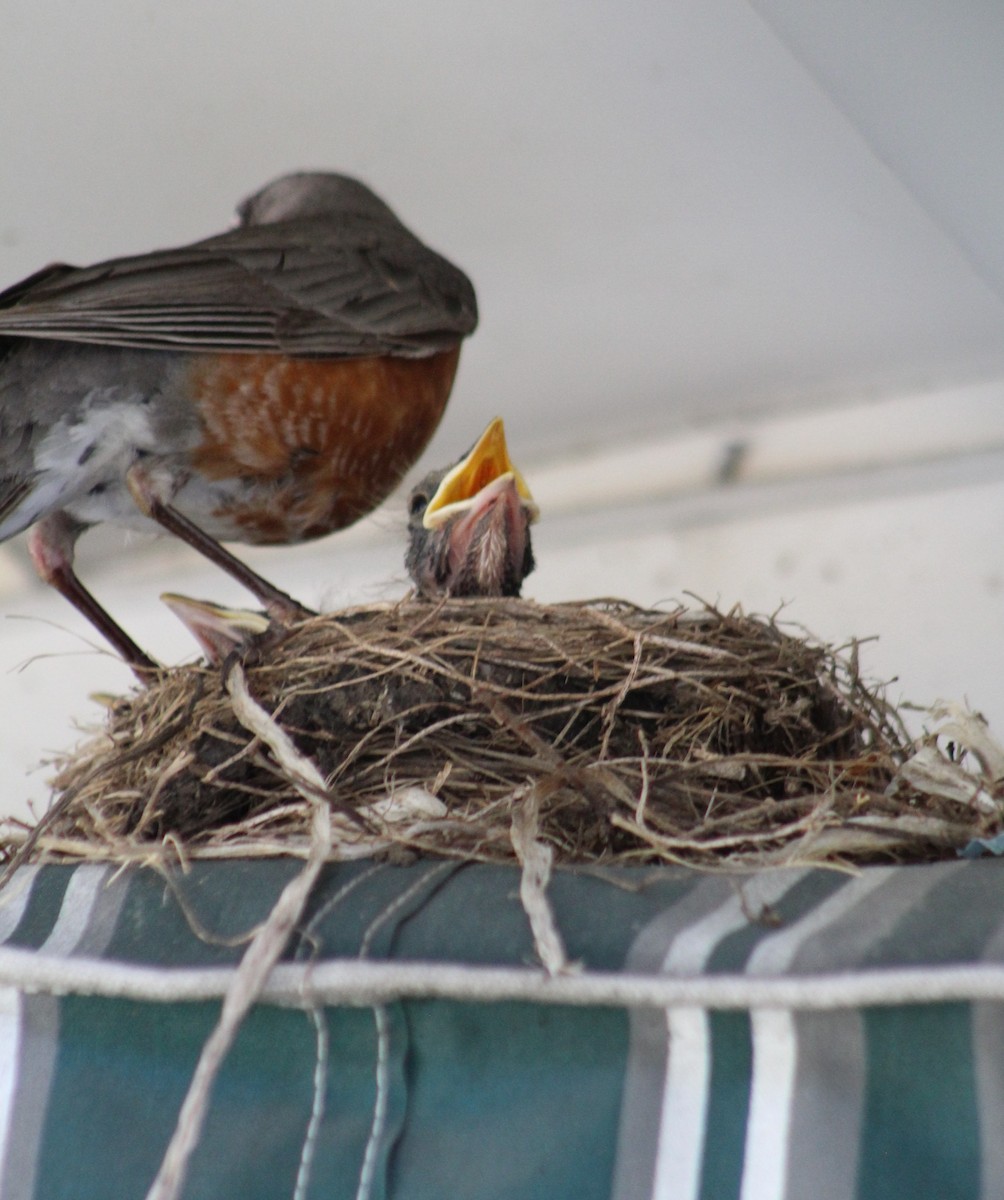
[186,347,461,543]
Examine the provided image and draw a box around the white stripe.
[739,871,896,1200]
[652,1008,711,1199]
[741,1010,798,1200]
[652,871,808,1200]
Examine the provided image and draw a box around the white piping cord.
[4,945,1004,1012]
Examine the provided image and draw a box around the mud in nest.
[24,598,1004,869]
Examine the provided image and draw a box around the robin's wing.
[0,216,477,358]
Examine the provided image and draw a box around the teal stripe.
[34,986,631,1199]
[697,1012,752,1200]
[36,996,219,1200]
[36,995,384,1200]
[858,1004,979,1200]
[391,999,629,1200]
[2,867,74,948]
[103,860,303,966]
[301,862,698,969]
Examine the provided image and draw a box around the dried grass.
[14,597,1004,870]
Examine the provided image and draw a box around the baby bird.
[405,418,537,598]
[160,592,273,666]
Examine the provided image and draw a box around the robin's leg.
[125,464,314,623]
[27,513,159,679]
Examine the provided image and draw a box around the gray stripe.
[784,1012,866,1200]
[610,1006,674,1200]
[974,999,1004,1200]
[956,860,1004,1200]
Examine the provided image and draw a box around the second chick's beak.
[405,418,539,598]
[161,592,272,665]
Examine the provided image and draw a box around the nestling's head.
[405,418,538,598]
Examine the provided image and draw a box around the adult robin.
[405,417,537,597]
[0,171,477,676]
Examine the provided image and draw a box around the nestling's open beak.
[422,417,538,530]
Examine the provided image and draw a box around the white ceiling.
[753,0,1004,299]
[2,0,1003,461]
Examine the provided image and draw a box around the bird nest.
[17,598,1004,871]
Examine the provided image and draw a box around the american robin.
[0,171,477,676]
[405,417,537,597]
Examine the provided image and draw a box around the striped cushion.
[0,860,998,1199]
